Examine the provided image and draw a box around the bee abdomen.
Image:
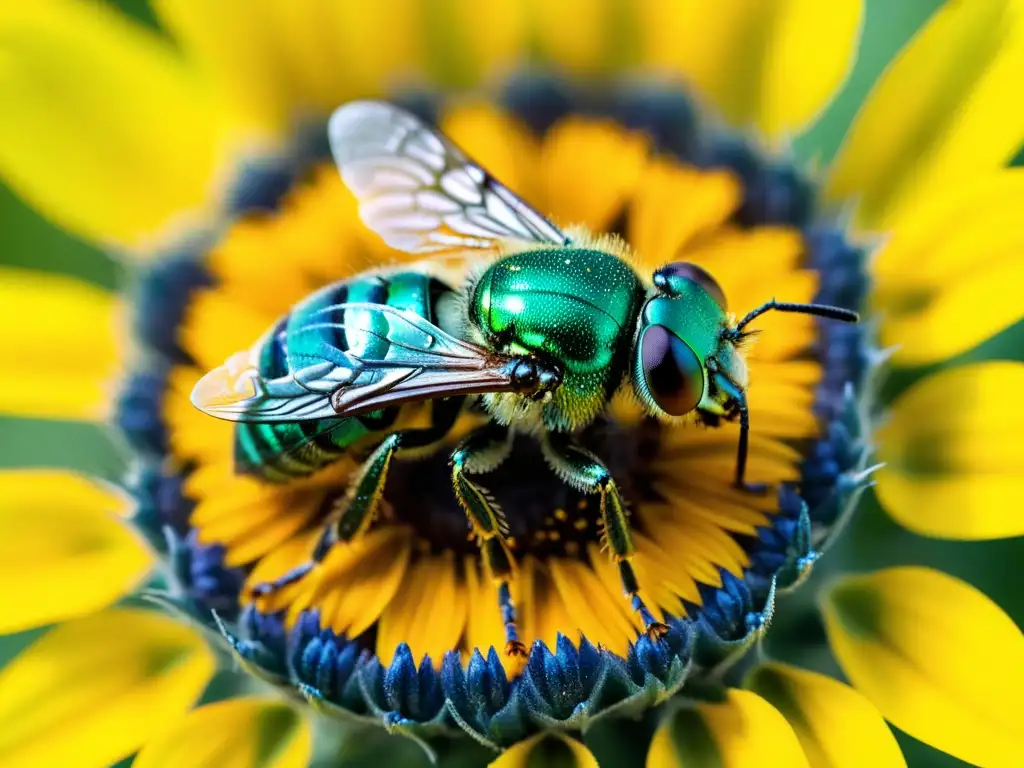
[233,270,457,482]
[235,418,369,482]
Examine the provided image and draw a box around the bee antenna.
[734,299,859,334]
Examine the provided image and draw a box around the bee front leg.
[713,374,768,495]
[733,397,767,494]
[541,433,669,642]
[449,424,525,658]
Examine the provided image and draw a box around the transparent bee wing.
[189,345,341,423]
[329,100,569,253]
[191,303,536,423]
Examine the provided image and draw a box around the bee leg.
[252,399,465,599]
[487,539,525,659]
[712,372,767,495]
[542,434,670,642]
[450,425,526,658]
[248,531,333,597]
[733,392,767,495]
[249,436,406,599]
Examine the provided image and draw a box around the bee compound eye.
[640,325,705,416]
[653,262,727,311]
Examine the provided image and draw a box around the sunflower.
[2,1,1023,767]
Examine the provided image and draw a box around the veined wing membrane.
[328,100,569,254]
[191,303,550,423]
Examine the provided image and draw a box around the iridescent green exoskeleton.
[192,101,857,656]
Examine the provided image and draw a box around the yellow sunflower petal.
[0,0,225,245]
[298,527,413,640]
[824,0,1024,231]
[165,366,235,465]
[646,706,715,766]
[0,608,215,768]
[463,557,506,662]
[243,528,319,618]
[253,1,364,117]
[529,0,640,75]
[697,690,809,767]
[266,2,340,109]
[520,556,580,656]
[153,0,292,135]
[492,732,598,768]
[822,567,1024,767]
[638,0,862,138]
[548,557,638,648]
[540,119,649,230]
[647,690,809,767]
[133,698,311,768]
[181,289,279,372]
[158,0,423,131]
[0,467,129,513]
[876,362,1024,540]
[423,0,528,87]
[326,1,423,95]
[746,662,906,768]
[0,267,120,420]
[376,551,468,668]
[0,470,151,634]
[628,162,742,273]
[158,1,436,134]
[872,171,1024,365]
[754,0,864,138]
[188,461,335,568]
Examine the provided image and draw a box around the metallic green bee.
[192,101,857,656]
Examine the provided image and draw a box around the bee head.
[633,262,859,421]
[631,262,729,420]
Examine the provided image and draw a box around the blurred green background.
[1,1,1020,766]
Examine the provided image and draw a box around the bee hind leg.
[248,532,333,598]
[450,425,526,658]
[541,434,669,642]
[248,433,406,600]
[251,400,465,600]
[486,539,526,659]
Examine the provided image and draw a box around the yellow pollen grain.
[574,519,588,531]
[577,499,589,510]
[565,541,580,557]
[549,531,561,542]
[554,508,568,521]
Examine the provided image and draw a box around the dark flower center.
[376,415,664,559]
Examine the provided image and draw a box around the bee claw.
[504,640,528,659]
[645,622,670,641]
[248,583,273,599]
